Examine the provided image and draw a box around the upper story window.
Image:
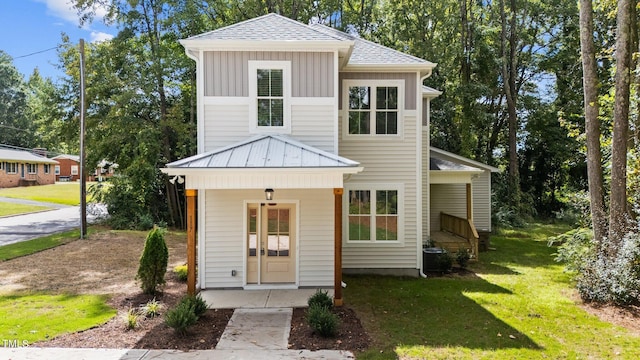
[249,61,291,134]
[345,80,403,136]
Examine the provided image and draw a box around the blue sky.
[0,0,115,81]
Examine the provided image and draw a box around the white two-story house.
[163,14,498,304]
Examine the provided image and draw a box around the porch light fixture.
[169,175,184,185]
[265,188,274,201]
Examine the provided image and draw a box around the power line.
[12,47,58,60]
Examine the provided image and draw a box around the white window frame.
[343,79,404,138]
[6,162,18,174]
[55,165,60,175]
[344,183,404,245]
[27,163,37,174]
[71,165,79,176]
[248,60,292,134]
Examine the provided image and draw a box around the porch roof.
[162,135,363,189]
[429,149,485,184]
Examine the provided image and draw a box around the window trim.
[55,165,60,175]
[344,183,404,245]
[27,163,37,174]
[6,162,18,174]
[248,60,292,134]
[71,165,79,176]
[342,79,404,138]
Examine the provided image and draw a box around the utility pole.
[79,39,87,239]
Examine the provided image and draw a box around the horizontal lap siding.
[422,128,430,240]
[429,184,467,232]
[339,115,419,269]
[203,189,334,289]
[472,172,492,230]
[203,104,249,151]
[204,51,334,97]
[290,105,335,153]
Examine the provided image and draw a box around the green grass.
[0,202,51,216]
[0,293,116,344]
[0,230,83,261]
[345,222,640,359]
[0,183,88,206]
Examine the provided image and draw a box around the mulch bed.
[288,307,370,352]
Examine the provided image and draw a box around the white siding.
[203,189,334,289]
[203,103,335,153]
[422,127,429,240]
[339,113,419,269]
[428,175,492,232]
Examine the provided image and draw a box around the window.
[249,61,291,133]
[44,164,50,174]
[6,162,17,174]
[71,165,79,175]
[27,164,37,174]
[55,165,60,175]
[347,186,402,242]
[345,80,402,136]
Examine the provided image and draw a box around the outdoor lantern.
[265,188,274,201]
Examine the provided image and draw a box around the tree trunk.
[579,0,606,244]
[500,0,521,207]
[609,0,632,247]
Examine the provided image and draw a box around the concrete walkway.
[0,307,355,359]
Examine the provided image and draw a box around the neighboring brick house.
[0,148,58,188]
[51,154,80,181]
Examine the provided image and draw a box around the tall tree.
[579,0,606,243]
[608,0,632,245]
[0,51,34,147]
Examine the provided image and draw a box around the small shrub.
[165,301,197,335]
[436,251,453,273]
[124,307,139,330]
[306,304,339,337]
[136,227,169,295]
[455,249,471,269]
[173,264,188,282]
[182,294,208,318]
[140,298,163,318]
[307,289,333,309]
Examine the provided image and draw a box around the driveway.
[0,197,105,246]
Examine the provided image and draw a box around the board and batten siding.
[429,174,492,233]
[202,103,335,153]
[338,72,417,110]
[338,114,419,269]
[203,189,334,289]
[203,51,334,97]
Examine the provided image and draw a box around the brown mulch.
[0,229,369,352]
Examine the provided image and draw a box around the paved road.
[0,197,104,246]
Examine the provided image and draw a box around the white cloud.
[36,0,110,26]
[90,31,114,43]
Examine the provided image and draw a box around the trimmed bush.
[436,251,453,273]
[308,289,333,309]
[306,303,339,337]
[165,301,198,335]
[455,249,471,269]
[182,294,208,318]
[173,264,188,282]
[136,227,169,295]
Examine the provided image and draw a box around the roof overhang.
[343,63,437,77]
[179,39,354,56]
[429,169,484,184]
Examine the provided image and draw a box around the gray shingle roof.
[183,13,435,67]
[186,13,344,42]
[167,134,360,169]
[429,156,481,172]
[310,24,433,66]
[0,148,58,164]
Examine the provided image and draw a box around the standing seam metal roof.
[167,134,360,169]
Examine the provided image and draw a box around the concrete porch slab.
[201,289,334,309]
[216,308,292,350]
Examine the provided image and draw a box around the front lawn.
[0,202,51,217]
[345,223,640,359]
[0,293,115,344]
[0,183,89,206]
[0,229,84,261]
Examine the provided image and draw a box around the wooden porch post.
[334,188,344,306]
[466,183,472,220]
[186,189,197,296]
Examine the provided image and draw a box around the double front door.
[246,203,296,284]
